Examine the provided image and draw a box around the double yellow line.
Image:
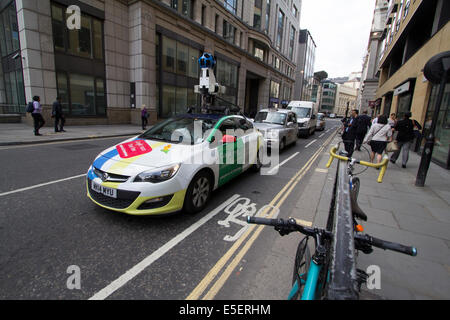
[186,131,337,300]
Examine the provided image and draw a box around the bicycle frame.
[288,259,322,300]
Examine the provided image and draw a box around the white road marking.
[0,174,86,197]
[305,139,317,148]
[319,133,325,138]
[89,194,241,300]
[267,152,299,175]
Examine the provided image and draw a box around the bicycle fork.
[288,235,327,300]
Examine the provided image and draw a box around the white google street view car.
[87,113,263,215]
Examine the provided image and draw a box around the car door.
[286,112,297,144]
[236,116,257,170]
[216,117,244,187]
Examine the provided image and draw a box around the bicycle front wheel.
[290,236,311,300]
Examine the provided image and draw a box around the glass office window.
[177,42,188,76]
[52,2,103,60]
[51,4,65,51]
[69,73,96,115]
[9,3,19,52]
[254,43,264,61]
[57,72,70,113]
[254,0,262,30]
[176,87,187,114]
[15,70,25,106]
[424,83,450,168]
[289,26,295,59]
[224,0,237,15]
[96,78,106,115]
[93,19,103,60]
[2,9,12,54]
[265,0,271,33]
[188,47,199,79]
[276,10,284,49]
[163,36,176,73]
[270,81,280,100]
[162,85,176,117]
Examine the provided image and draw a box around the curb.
[0,132,142,147]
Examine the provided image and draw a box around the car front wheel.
[184,171,213,214]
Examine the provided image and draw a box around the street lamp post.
[415,51,450,187]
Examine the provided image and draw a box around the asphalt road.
[0,120,341,299]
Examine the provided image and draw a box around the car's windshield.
[139,117,218,144]
[317,114,324,120]
[289,107,311,119]
[254,112,287,125]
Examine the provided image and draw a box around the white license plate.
[91,181,117,198]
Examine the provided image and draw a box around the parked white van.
[287,101,318,137]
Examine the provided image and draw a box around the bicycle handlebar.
[248,216,417,257]
[356,234,417,256]
[326,145,389,183]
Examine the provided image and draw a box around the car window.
[255,112,287,125]
[140,116,218,144]
[219,118,238,136]
[289,107,311,118]
[237,117,253,131]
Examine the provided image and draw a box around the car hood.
[92,136,200,176]
[253,123,284,132]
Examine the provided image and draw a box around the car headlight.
[134,164,181,183]
[267,130,279,139]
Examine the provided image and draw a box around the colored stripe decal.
[93,149,119,169]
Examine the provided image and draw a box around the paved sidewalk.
[311,137,450,299]
[0,122,144,146]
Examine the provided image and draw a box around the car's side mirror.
[311,115,316,120]
[222,135,237,144]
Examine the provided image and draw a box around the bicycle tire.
[351,177,360,200]
[291,236,311,300]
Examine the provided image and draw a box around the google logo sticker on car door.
[116,140,152,158]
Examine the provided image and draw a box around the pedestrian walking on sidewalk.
[141,104,149,130]
[364,115,392,164]
[341,109,359,158]
[390,112,422,168]
[52,96,66,133]
[355,110,372,151]
[31,96,45,136]
[388,113,397,128]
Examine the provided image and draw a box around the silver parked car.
[253,109,298,150]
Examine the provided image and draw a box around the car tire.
[251,149,262,172]
[280,138,286,150]
[184,170,213,214]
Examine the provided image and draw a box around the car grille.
[93,167,130,183]
[87,179,140,209]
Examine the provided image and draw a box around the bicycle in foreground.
[247,145,417,300]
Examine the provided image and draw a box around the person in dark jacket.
[52,96,66,132]
[341,109,359,158]
[355,110,372,151]
[390,112,422,168]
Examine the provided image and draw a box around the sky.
[299,0,376,79]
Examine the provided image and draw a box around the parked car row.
[252,101,326,151]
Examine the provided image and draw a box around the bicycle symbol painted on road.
[217,197,280,242]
